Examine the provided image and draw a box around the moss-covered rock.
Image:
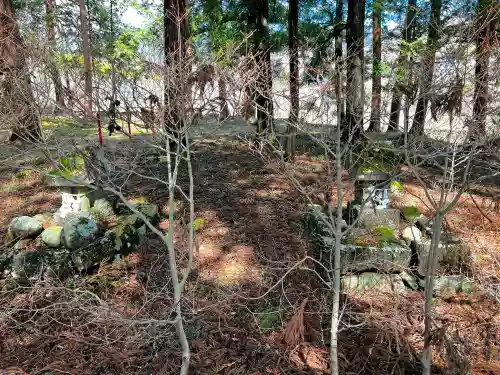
[10,251,46,281]
[134,203,159,224]
[111,215,147,255]
[62,217,99,250]
[41,226,63,248]
[8,216,43,240]
[44,250,73,279]
[89,198,115,222]
[70,231,116,271]
[417,235,471,276]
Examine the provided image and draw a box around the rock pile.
[307,203,473,298]
[2,199,159,284]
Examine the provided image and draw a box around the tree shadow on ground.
[0,137,427,374]
[124,140,425,374]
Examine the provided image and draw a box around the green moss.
[258,309,281,331]
[402,206,421,221]
[193,217,208,232]
[373,226,397,243]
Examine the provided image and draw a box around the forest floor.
[0,124,498,374]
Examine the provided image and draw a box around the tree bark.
[78,0,92,116]
[246,0,273,135]
[218,76,229,120]
[285,0,299,160]
[45,0,65,112]
[471,0,496,140]
[0,0,42,142]
[164,0,188,139]
[368,0,382,132]
[343,0,365,142]
[388,0,417,131]
[410,0,441,136]
[334,0,345,127]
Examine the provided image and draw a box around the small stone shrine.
[307,132,472,297]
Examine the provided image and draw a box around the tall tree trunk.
[246,0,273,135]
[410,0,441,136]
[78,0,92,116]
[45,0,65,112]
[368,0,382,132]
[388,0,417,131]
[471,0,496,140]
[164,0,188,138]
[218,76,229,120]
[334,0,345,130]
[343,0,365,142]
[0,0,42,142]
[285,0,299,160]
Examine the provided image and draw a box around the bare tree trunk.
[78,0,92,116]
[285,0,299,160]
[342,0,365,142]
[64,72,74,111]
[218,76,229,120]
[334,0,345,128]
[368,0,382,132]
[0,0,42,142]
[246,0,273,135]
[471,0,496,140]
[421,212,444,375]
[45,0,65,113]
[388,0,417,131]
[410,0,441,136]
[164,0,188,141]
[163,3,191,370]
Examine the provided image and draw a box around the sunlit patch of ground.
[198,244,261,287]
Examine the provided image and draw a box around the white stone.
[402,226,422,245]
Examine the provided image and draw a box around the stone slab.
[358,208,400,231]
[341,273,407,294]
[321,238,411,274]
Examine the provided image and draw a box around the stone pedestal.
[358,208,400,231]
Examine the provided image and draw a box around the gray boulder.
[41,226,63,248]
[417,235,471,276]
[62,217,99,250]
[358,208,400,231]
[433,275,475,298]
[8,216,43,240]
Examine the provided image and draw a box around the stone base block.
[359,208,400,231]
